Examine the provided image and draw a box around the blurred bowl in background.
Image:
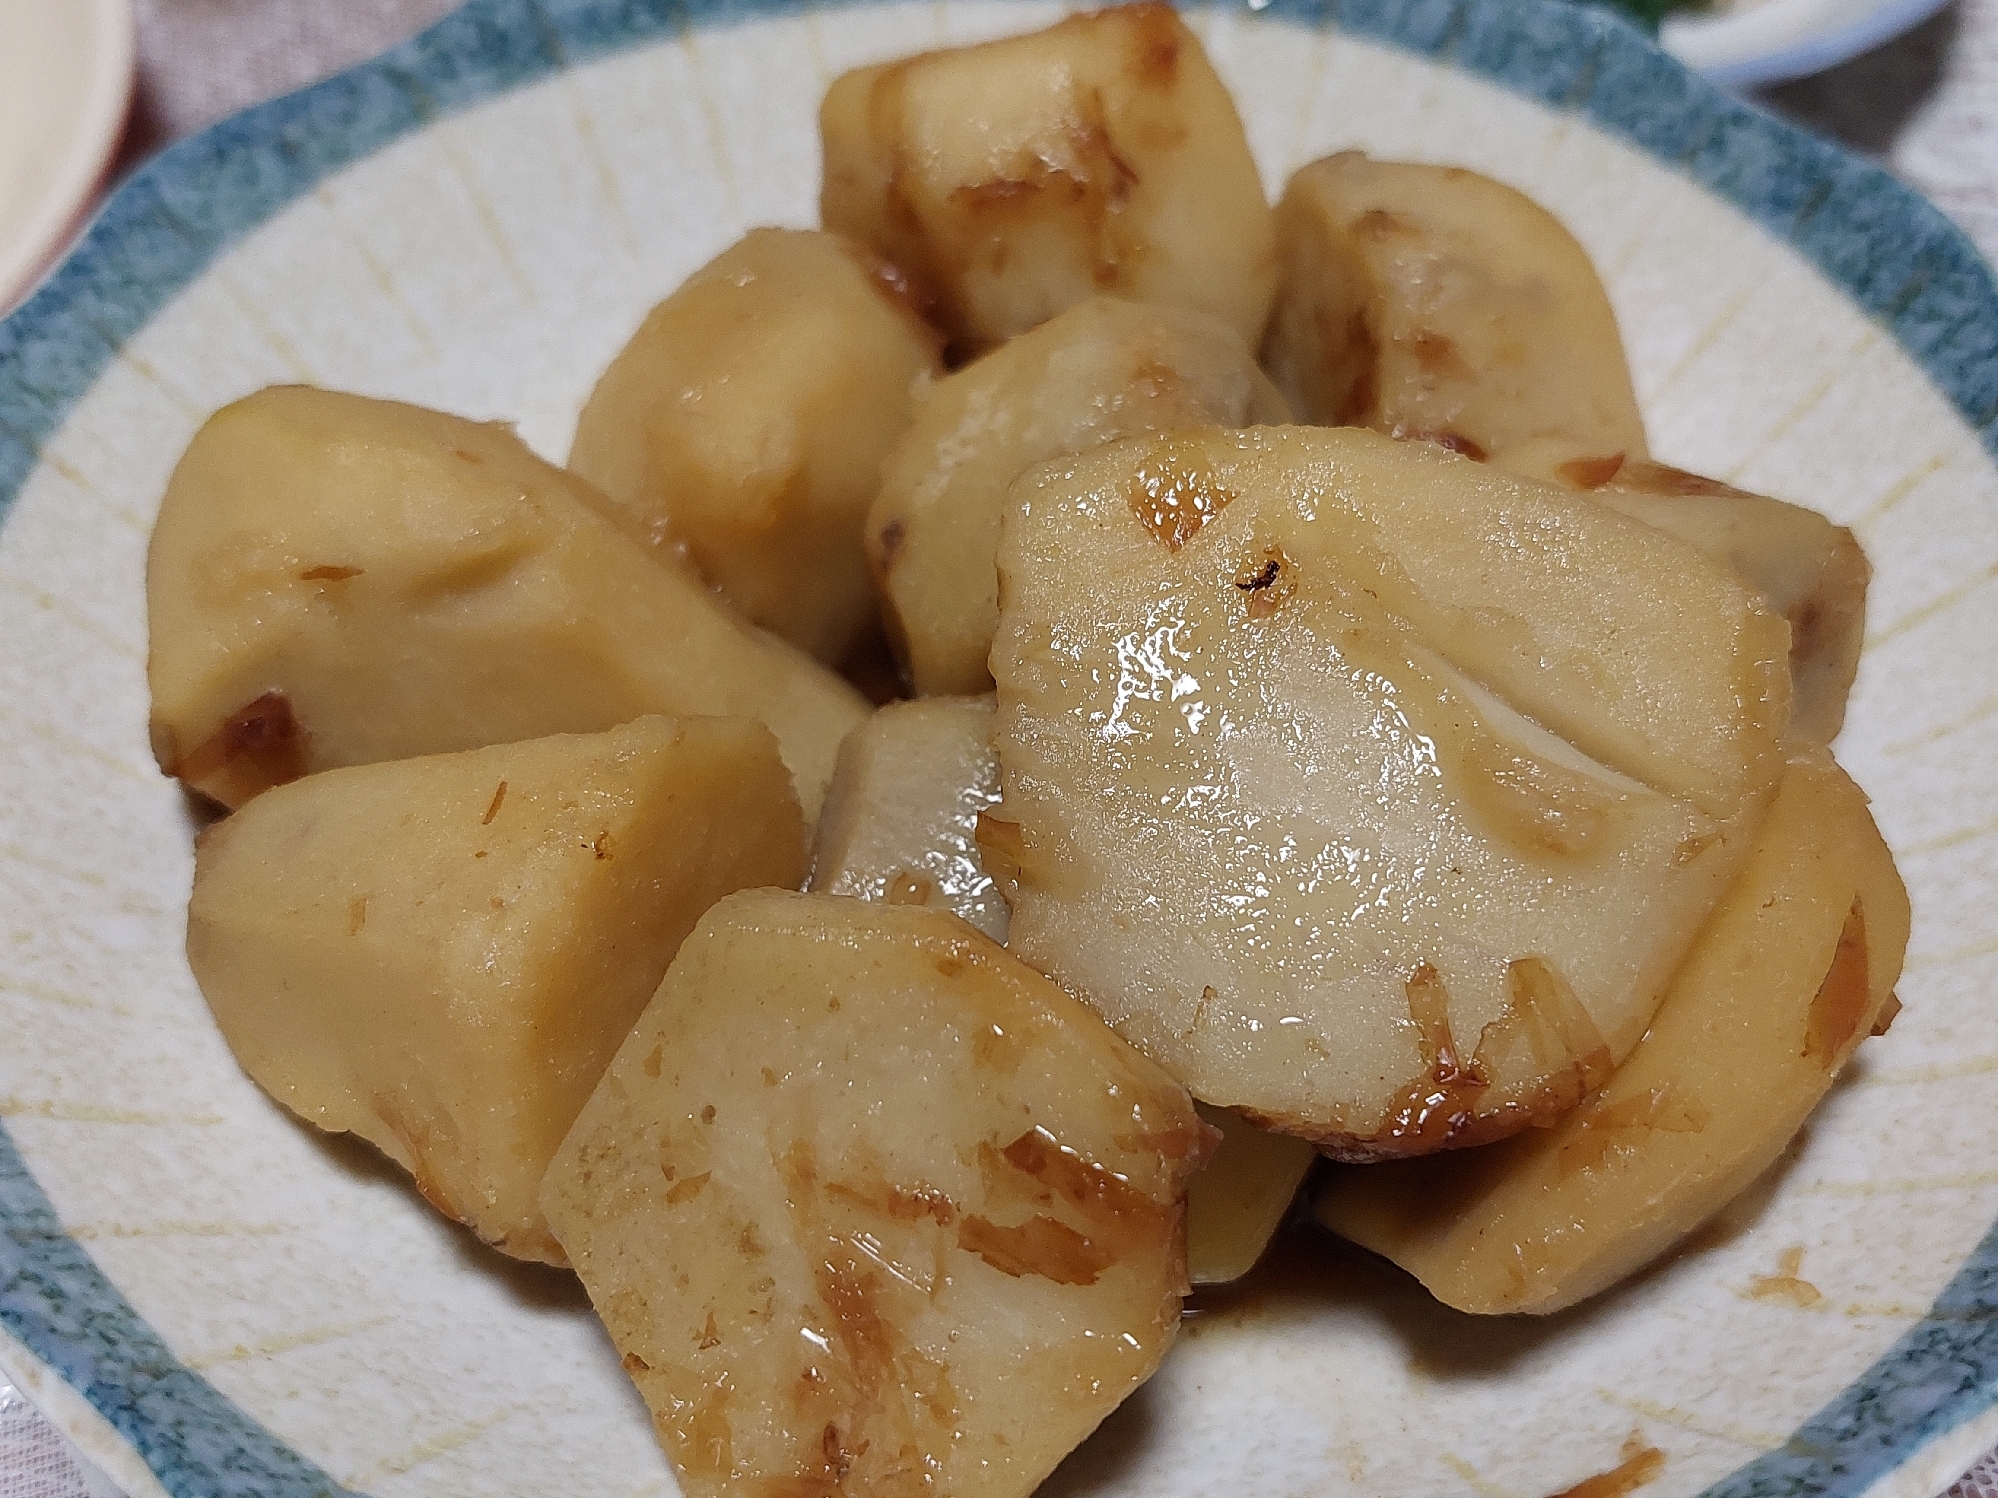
[1663,0,1953,86]
[0,0,135,315]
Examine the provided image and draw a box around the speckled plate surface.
[1,2,1996,1496]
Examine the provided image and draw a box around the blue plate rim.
[0,1,1995,1495]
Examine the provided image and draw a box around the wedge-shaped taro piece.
[870,297,1289,694]
[1186,1105,1317,1287]
[1317,752,1908,1313]
[991,427,1791,1158]
[147,387,868,815]
[1503,446,1869,748]
[569,229,942,666]
[1262,153,1647,463]
[188,717,808,1265]
[820,4,1276,356]
[542,891,1214,1498]
[808,695,1009,942]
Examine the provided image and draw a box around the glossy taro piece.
[189,717,808,1265]
[820,3,1276,358]
[542,890,1214,1498]
[989,426,1790,1160]
[146,386,868,817]
[569,228,942,667]
[1319,751,1908,1313]
[1502,443,1870,748]
[809,695,1010,942]
[868,295,1288,696]
[1262,152,1647,466]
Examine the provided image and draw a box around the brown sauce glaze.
[165,690,310,806]
[1871,992,1902,1037]
[1545,1436,1666,1498]
[973,812,1023,892]
[665,1172,711,1205]
[978,1139,1054,1212]
[885,869,935,906]
[1748,1245,1824,1308]
[1313,957,1609,1162]
[1003,1125,1162,1217]
[1612,460,1743,499]
[1405,429,1489,462]
[958,1212,1113,1285]
[787,1244,958,1497]
[1404,329,1473,379]
[1234,545,1297,619]
[1804,900,1871,1063]
[678,1377,737,1482]
[1121,1,1182,87]
[1555,453,1627,490]
[1463,747,1614,858]
[839,238,947,354]
[764,1141,966,1494]
[944,91,1141,295]
[1351,207,1417,241]
[1113,1115,1219,1173]
[824,1174,958,1228]
[1368,962,1493,1154]
[1327,309,1381,427]
[1555,1084,1709,1181]
[873,516,907,570]
[1127,441,1236,550]
[1489,956,1614,1114]
[816,1254,899,1389]
[972,1019,1026,1075]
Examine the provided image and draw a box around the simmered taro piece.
[1504,445,1870,748]
[1184,1105,1317,1286]
[1319,752,1908,1313]
[990,426,1791,1160]
[808,695,1010,942]
[541,890,1214,1498]
[868,296,1288,696]
[569,229,942,666]
[1262,153,1647,465]
[820,3,1276,356]
[189,717,808,1265]
[147,386,867,816]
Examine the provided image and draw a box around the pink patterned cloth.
[1954,1450,1998,1498]
[3,3,1994,1497]
[0,1386,112,1498]
[122,0,462,152]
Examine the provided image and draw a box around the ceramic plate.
[2,1,1997,1495]
[0,0,134,315]
[1661,0,1952,88]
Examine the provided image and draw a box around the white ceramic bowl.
[1663,0,1952,87]
[0,0,134,314]
[0,2,1995,1496]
